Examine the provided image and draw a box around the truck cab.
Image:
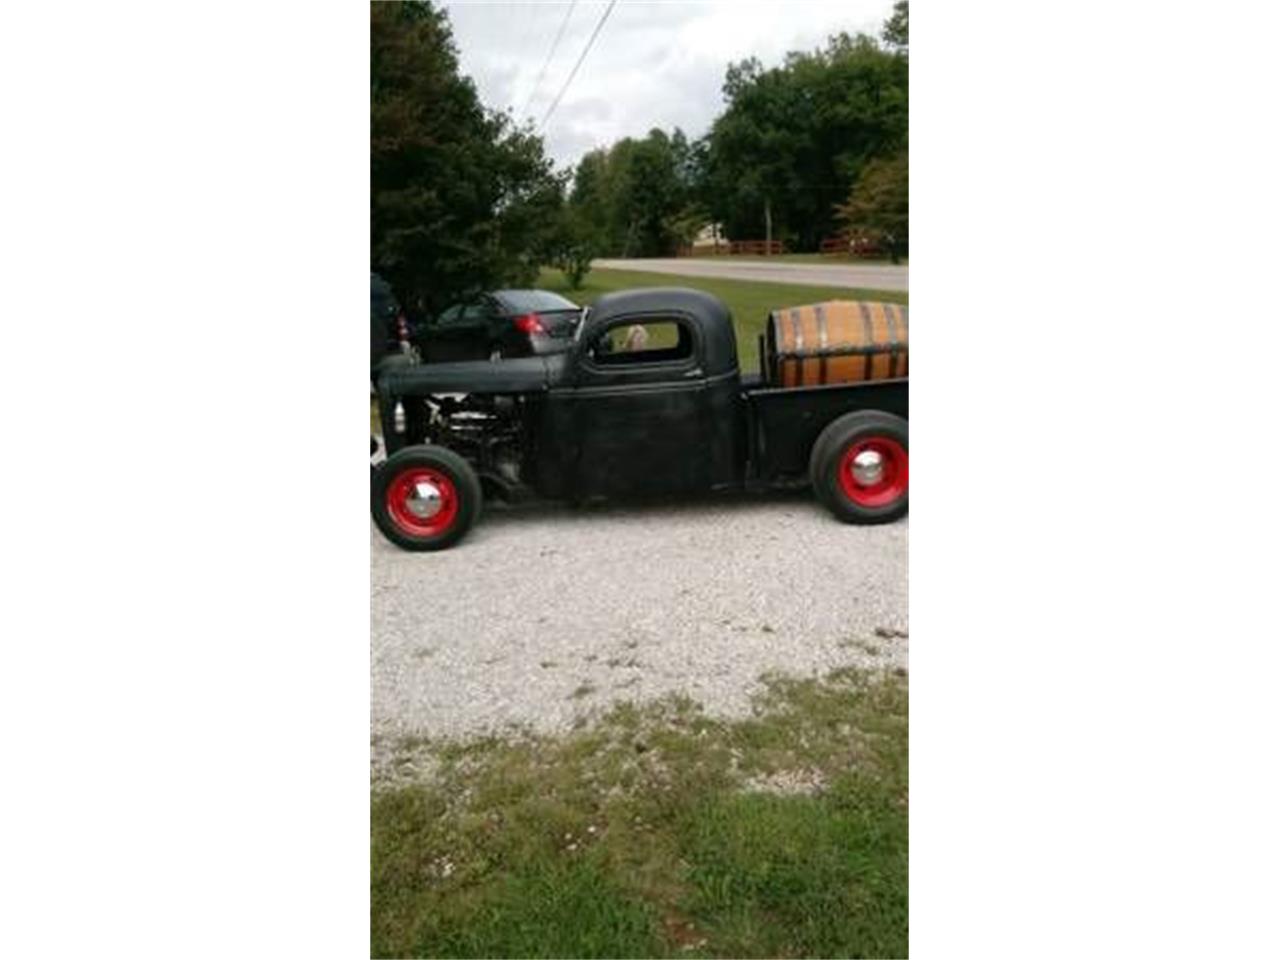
[544,287,744,500]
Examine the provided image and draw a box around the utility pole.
[764,197,772,256]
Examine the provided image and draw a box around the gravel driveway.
[372,492,908,748]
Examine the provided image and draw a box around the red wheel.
[837,436,908,508]
[810,411,908,524]
[384,466,460,537]
[372,445,482,551]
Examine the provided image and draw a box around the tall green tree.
[834,3,907,261]
[883,1,908,53]
[624,130,684,255]
[565,128,693,256]
[698,13,907,251]
[371,1,562,318]
[835,149,908,262]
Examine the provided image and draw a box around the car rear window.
[498,290,579,313]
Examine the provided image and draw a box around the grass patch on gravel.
[371,668,907,958]
[538,267,908,374]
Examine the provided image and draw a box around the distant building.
[690,222,727,252]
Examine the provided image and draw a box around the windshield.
[497,290,579,313]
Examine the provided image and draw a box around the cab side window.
[589,319,692,366]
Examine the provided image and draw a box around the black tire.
[371,445,483,551]
[809,410,909,524]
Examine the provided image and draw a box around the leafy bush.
[549,210,599,290]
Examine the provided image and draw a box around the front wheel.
[809,411,908,524]
[371,445,483,551]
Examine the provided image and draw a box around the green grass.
[539,267,908,374]
[372,668,908,958]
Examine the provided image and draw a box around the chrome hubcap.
[851,449,885,487]
[405,481,443,519]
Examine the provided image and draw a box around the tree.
[549,206,599,290]
[624,130,685,255]
[567,143,631,255]
[698,24,907,251]
[664,204,710,252]
[883,1,908,54]
[834,149,908,262]
[371,1,561,319]
[564,128,693,257]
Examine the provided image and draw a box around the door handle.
[683,368,704,378]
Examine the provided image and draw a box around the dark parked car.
[416,289,582,363]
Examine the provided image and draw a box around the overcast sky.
[439,0,896,172]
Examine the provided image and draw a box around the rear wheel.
[372,445,482,551]
[810,411,908,524]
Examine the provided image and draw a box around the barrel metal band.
[789,307,804,385]
[900,305,909,376]
[857,301,875,380]
[815,302,829,383]
[885,303,900,378]
[775,343,898,358]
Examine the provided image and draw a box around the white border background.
[2,1,1279,956]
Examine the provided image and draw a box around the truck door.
[570,314,712,497]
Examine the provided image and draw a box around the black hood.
[381,355,565,396]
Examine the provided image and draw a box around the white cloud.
[440,0,894,170]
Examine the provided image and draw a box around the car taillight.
[513,313,547,335]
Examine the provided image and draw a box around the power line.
[519,0,578,120]
[538,0,617,132]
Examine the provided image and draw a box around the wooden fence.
[819,235,885,257]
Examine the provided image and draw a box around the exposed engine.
[424,394,527,491]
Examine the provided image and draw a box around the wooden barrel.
[765,301,909,387]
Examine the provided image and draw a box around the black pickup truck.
[372,287,907,550]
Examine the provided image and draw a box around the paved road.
[371,493,908,755]
[593,257,908,292]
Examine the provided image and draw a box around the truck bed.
[742,377,908,485]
